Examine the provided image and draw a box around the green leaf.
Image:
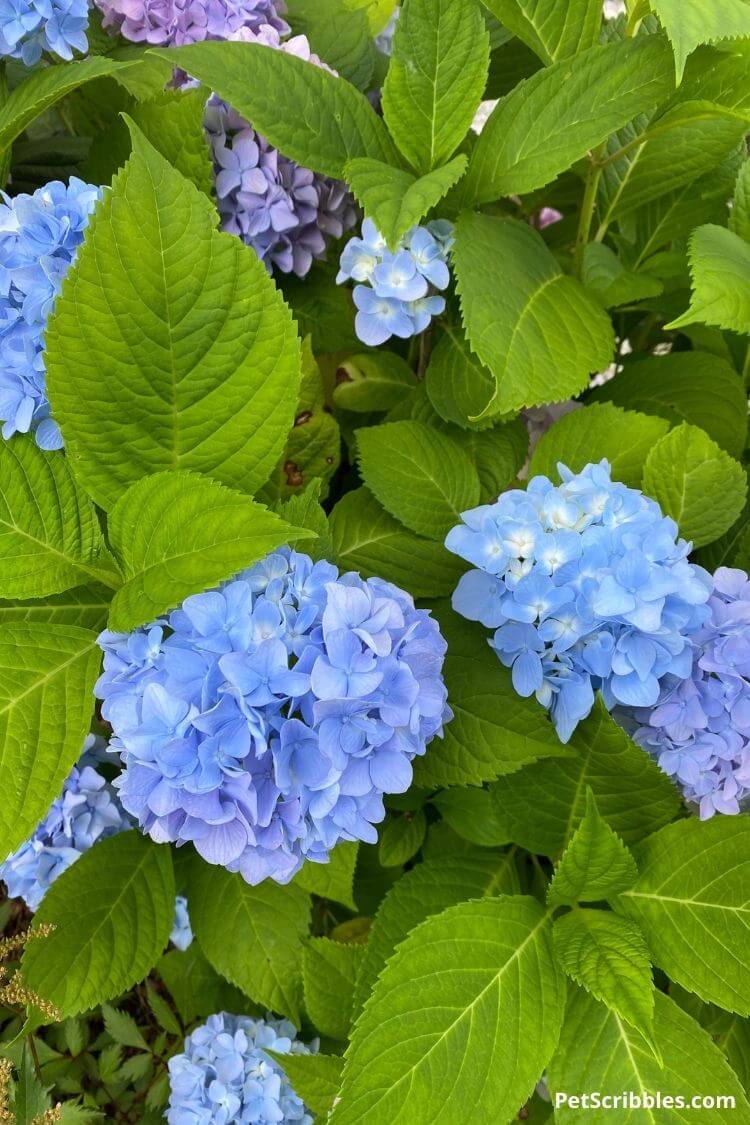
[549,989,750,1121]
[46,121,302,511]
[303,937,365,1040]
[425,324,503,431]
[353,851,520,1017]
[489,698,682,857]
[356,421,481,540]
[470,420,529,502]
[23,832,175,1018]
[344,155,467,250]
[668,223,750,335]
[0,57,138,158]
[267,1051,343,1119]
[590,352,748,458]
[273,479,332,563]
[378,810,427,867]
[0,437,120,601]
[413,605,568,789]
[0,587,111,631]
[334,898,565,1125]
[479,0,602,64]
[650,0,750,82]
[286,0,375,89]
[730,158,750,242]
[454,213,614,415]
[581,242,663,307]
[553,911,655,1040]
[333,352,416,414]
[145,981,182,1035]
[293,842,359,911]
[187,860,311,1024]
[547,789,638,906]
[128,87,212,193]
[462,36,674,203]
[697,499,750,573]
[106,470,310,631]
[152,40,398,179]
[431,787,510,847]
[158,944,249,1024]
[329,487,466,598]
[381,0,489,173]
[13,1047,51,1122]
[617,816,750,1016]
[101,1005,149,1051]
[643,422,747,548]
[529,402,670,489]
[0,624,102,855]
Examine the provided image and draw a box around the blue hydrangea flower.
[96,547,450,886]
[624,566,750,818]
[168,1013,315,1125]
[0,0,88,64]
[0,177,101,449]
[446,461,713,742]
[0,738,131,910]
[337,218,453,346]
[170,894,194,951]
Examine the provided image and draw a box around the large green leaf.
[617,817,750,1016]
[356,421,481,540]
[730,157,750,242]
[334,898,565,1125]
[0,436,120,600]
[23,832,174,1018]
[425,324,502,430]
[413,606,569,789]
[153,40,398,179]
[547,789,638,906]
[46,122,302,510]
[128,87,212,193]
[0,624,102,855]
[668,223,750,336]
[480,0,602,64]
[489,699,681,857]
[581,242,663,308]
[293,842,359,911]
[107,470,310,631]
[303,937,365,1040]
[268,1052,343,1119]
[462,36,674,203]
[470,420,529,503]
[333,352,416,414]
[0,587,111,631]
[329,487,466,598]
[187,860,311,1024]
[643,423,747,549]
[650,0,750,82]
[353,851,520,1017]
[454,213,614,415]
[590,352,748,458]
[381,0,489,173]
[549,988,750,1120]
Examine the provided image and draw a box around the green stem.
[574,151,604,276]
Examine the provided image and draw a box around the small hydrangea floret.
[337,218,453,346]
[0,177,101,449]
[0,0,88,65]
[446,461,712,742]
[96,547,450,885]
[170,894,194,951]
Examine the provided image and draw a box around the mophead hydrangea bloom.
[446,461,712,742]
[96,547,450,886]
[170,894,194,951]
[626,567,750,818]
[93,0,288,46]
[337,218,453,346]
[167,1013,315,1125]
[0,0,88,65]
[0,738,130,910]
[0,177,101,449]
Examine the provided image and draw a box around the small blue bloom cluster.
[170,894,194,951]
[337,218,453,346]
[96,548,450,885]
[167,1013,314,1125]
[0,0,88,64]
[627,567,750,818]
[0,738,130,910]
[446,461,712,742]
[0,177,101,449]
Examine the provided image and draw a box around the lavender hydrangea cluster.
[96,547,450,886]
[167,1013,314,1125]
[337,218,453,346]
[446,461,713,742]
[0,0,88,64]
[626,567,750,818]
[170,894,194,950]
[0,739,130,910]
[0,177,101,449]
[93,0,288,46]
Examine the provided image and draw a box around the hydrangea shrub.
[1,0,750,1119]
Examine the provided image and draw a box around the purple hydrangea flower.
[0,738,131,910]
[0,177,101,449]
[170,894,194,950]
[95,548,451,886]
[93,0,288,45]
[0,0,88,64]
[624,567,750,818]
[168,1013,315,1125]
[446,461,713,742]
